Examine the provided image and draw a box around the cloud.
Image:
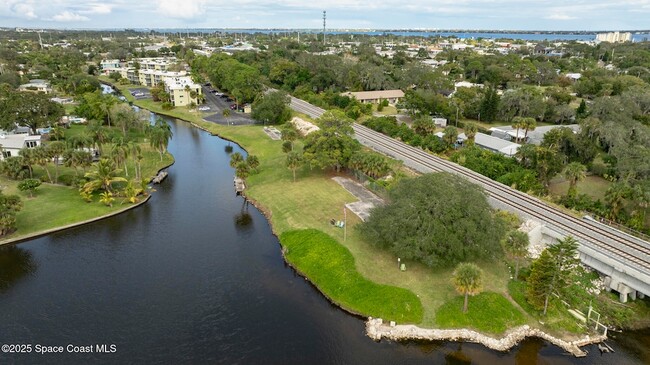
[79,4,113,15]
[545,13,578,20]
[51,11,90,22]
[158,0,207,19]
[12,3,38,19]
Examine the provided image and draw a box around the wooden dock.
[234,177,246,195]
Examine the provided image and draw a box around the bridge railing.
[585,214,650,242]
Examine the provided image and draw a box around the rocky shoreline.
[366,317,606,357]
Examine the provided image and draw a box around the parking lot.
[201,85,256,126]
[128,87,151,100]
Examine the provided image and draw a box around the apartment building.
[163,76,202,107]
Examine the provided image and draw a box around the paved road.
[201,86,256,126]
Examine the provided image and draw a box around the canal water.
[0,114,648,364]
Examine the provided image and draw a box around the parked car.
[198,106,211,111]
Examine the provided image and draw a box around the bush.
[161,102,174,110]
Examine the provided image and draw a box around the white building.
[0,134,41,160]
[596,32,632,43]
[163,76,202,107]
[18,79,52,94]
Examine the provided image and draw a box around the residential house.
[18,79,52,94]
[342,90,405,104]
[0,133,41,160]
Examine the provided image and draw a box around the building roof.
[163,76,200,91]
[475,133,520,156]
[490,124,580,145]
[0,134,40,150]
[343,90,405,101]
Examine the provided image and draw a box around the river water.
[0,114,648,364]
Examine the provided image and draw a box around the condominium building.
[163,76,202,107]
[596,32,632,43]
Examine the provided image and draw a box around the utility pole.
[323,10,326,45]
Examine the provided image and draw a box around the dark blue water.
[0,116,648,364]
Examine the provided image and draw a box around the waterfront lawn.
[126,89,520,330]
[281,229,423,323]
[0,177,127,239]
[508,280,584,335]
[434,292,526,335]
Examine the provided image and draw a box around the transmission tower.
[323,11,326,45]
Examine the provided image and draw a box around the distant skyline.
[2,0,650,31]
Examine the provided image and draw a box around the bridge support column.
[639,292,645,299]
[618,283,633,303]
[630,290,637,301]
[604,276,612,292]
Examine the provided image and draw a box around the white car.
[198,106,211,111]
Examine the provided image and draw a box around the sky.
[1,0,650,31]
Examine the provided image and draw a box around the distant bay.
[142,28,650,42]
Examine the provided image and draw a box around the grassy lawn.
[0,121,173,242]
[372,104,398,115]
[435,292,526,335]
[281,229,423,323]
[118,87,546,333]
[548,175,611,200]
[508,280,584,336]
[1,178,131,237]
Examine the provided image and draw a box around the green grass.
[0,122,173,242]
[118,85,540,331]
[4,180,128,236]
[435,292,526,334]
[372,104,398,115]
[548,175,611,200]
[508,280,584,335]
[281,229,423,323]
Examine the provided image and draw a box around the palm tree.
[442,126,459,148]
[87,120,107,155]
[246,155,260,172]
[286,151,304,182]
[502,230,530,280]
[49,126,65,141]
[230,152,244,168]
[563,162,587,197]
[33,145,53,183]
[511,116,523,143]
[521,117,537,143]
[605,182,630,221]
[67,133,93,150]
[452,262,483,313]
[111,138,130,177]
[222,109,231,125]
[464,122,478,146]
[18,148,37,178]
[148,118,173,161]
[83,158,127,194]
[99,191,114,207]
[46,141,66,184]
[235,161,250,181]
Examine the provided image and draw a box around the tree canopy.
[359,172,506,268]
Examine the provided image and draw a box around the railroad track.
[352,123,650,273]
[283,95,650,274]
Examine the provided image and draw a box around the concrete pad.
[332,177,385,221]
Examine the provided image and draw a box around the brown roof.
[343,90,405,101]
